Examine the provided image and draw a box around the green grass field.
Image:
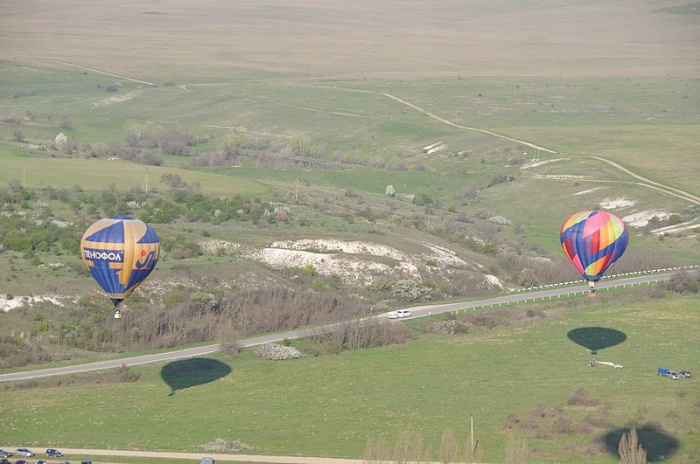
[2,291,699,463]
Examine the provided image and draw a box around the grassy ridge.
[2,292,699,463]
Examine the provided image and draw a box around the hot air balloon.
[80,216,160,318]
[560,210,628,295]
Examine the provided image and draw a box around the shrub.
[412,193,434,206]
[568,387,601,407]
[115,364,141,382]
[254,343,304,361]
[200,438,257,453]
[426,319,469,335]
[220,341,239,358]
[303,265,318,276]
[392,279,422,301]
[303,320,412,355]
[552,417,575,435]
[666,270,699,294]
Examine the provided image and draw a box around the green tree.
[392,279,422,301]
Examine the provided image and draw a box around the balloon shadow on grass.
[161,358,231,396]
[567,327,627,355]
[598,425,679,462]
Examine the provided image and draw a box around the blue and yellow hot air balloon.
[80,216,160,318]
[560,210,628,294]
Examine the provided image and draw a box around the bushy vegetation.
[254,343,304,361]
[200,438,257,453]
[302,319,413,356]
[665,270,700,294]
[0,175,693,369]
[1,364,140,390]
[0,334,55,368]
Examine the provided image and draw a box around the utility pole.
[471,416,474,460]
[284,178,299,201]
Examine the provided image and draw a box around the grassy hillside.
[2,290,699,463]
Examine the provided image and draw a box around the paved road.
[0,272,680,383]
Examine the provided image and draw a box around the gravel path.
[0,447,444,464]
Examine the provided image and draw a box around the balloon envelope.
[560,210,628,282]
[80,216,160,307]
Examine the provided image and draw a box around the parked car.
[37,461,49,464]
[0,450,10,458]
[666,371,680,380]
[388,309,412,319]
[46,449,63,457]
[16,460,28,464]
[0,458,10,464]
[680,370,691,378]
[15,449,34,457]
[81,461,93,464]
[59,461,71,464]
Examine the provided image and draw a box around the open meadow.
[2,291,700,463]
[1,0,699,462]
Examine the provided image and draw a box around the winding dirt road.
[44,59,697,208]
[380,92,699,207]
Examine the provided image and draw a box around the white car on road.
[387,309,412,319]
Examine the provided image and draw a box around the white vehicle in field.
[387,309,412,319]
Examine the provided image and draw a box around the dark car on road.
[46,449,64,457]
[0,450,10,458]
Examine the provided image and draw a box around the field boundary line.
[43,59,157,86]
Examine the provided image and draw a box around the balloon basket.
[114,309,122,319]
[588,281,595,297]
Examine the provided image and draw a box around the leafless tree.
[440,428,459,463]
[393,429,426,464]
[619,428,647,464]
[505,431,527,464]
[363,436,389,464]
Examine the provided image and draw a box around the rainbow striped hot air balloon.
[80,216,160,318]
[560,210,628,294]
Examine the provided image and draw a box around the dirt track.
[1,447,454,464]
[381,92,700,208]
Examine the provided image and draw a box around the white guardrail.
[515,265,698,293]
